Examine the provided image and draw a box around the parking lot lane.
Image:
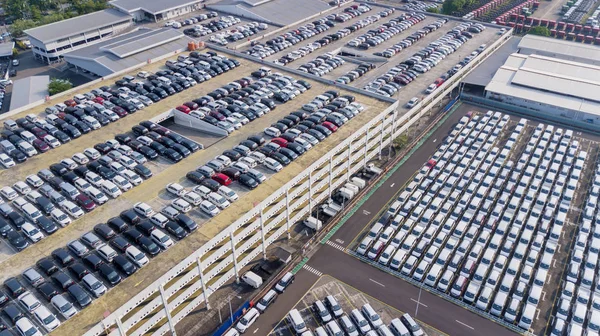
[330,104,465,247]
[47,87,390,336]
[310,246,518,336]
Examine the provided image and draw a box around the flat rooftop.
[209,0,331,25]
[24,8,132,44]
[8,76,49,111]
[517,34,600,66]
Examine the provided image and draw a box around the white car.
[137,136,153,146]
[112,175,132,191]
[264,158,282,172]
[61,201,84,218]
[138,71,150,78]
[43,135,61,148]
[1,186,18,200]
[151,229,174,249]
[200,200,220,217]
[171,198,191,213]
[183,191,202,205]
[33,306,60,332]
[72,153,89,165]
[51,209,71,227]
[102,110,119,122]
[85,172,104,187]
[22,222,44,242]
[126,246,149,267]
[208,192,230,209]
[15,318,42,336]
[218,186,238,202]
[0,153,15,168]
[25,175,43,188]
[166,183,186,196]
[84,148,101,160]
[60,158,77,170]
[406,97,420,108]
[133,202,155,217]
[121,170,143,186]
[13,181,31,195]
[74,179,92,193]
[118,155,136,169]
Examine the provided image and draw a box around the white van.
[287,309,307,334]
[101,181,122,198]
[236,308,259,333]
[241,271,263,289]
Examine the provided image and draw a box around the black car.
[68,262,90,280]
[4,277,26,297]
[175,214,197,232]
[68,284,92,308]
[37,216,58,234]
[157,136,175,148]
[165,221,188,240]
[107,217,128,233]
[132,125,148,136]
[6,231,27,251]
[124,228,144,243]
[239,140,258,151]
[94,143,111,154]
[94,223,116,240]
[74,166,89,178]
[8,149,26,163]
[113,255,137,276]
[138,236,161,256]
[138,146,158,160]
[74,121,91,134]
[83,253,105,271]
[279,147,298,161]
[38,282,60,301]
[136,221,155,236]
[181,139,201,152]
[37,258,59,276]
[239,174,259,189]
[315,125,332,137]
[286,142,305,156]
[98,263,122,286]
[270,152,291,166]
[134,164,153,179]
[51,271,75,290]
[52,248,75,267]
[3,303,23,323]
[186,171,205,184]
[110,235,131,253]
[49,163,68,176]
[164,148,183,162]
[87,160,103,173]
[120,209,141,225]
[0,219,13,238]
[222,149,242,161]
[201,178,221,192]
[307,129,326,141]
[149,141,167,155]
[98,166,117,180]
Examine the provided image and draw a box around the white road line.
[253,328,259,334]
[335,239,345,244]
[433,139,437,143]
[303,264,323,276]
[363,210,371,215]
[390,183,395,188]
[455,320,474,330]
[369,278,385,287]
[410,298,428,307]
[536,308,541,319]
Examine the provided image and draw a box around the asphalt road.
[252,104,518,336]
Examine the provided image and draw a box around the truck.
[241,271,263,289]
[303,216,323,231]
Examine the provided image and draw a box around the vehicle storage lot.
[267,275,441,336]
[0,58,390,336]
[350,109,598,334]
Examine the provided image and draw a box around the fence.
[211,302,251,336]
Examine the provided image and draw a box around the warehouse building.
[517,34,600,66]
[25,9,133,64]
[208,0,331,26]
[110,0,205,22]
[484,52,600,125]
[63,28,193,77]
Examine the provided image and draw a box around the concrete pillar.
[116,317,127,336]
[328,156,333,198]
[159,285,177,336]
[260,209,266,259]
[286,189,290,240]
[196,256,210,309]
[364,128,369,167]
[230,232,239,283]
[378,117,385,160]
[347,142,352,182]
[308,170,313,212]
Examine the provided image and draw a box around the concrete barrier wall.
[172,109,230,136]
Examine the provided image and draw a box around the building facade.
[110,0,204,22]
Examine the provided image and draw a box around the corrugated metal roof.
[63,28,192,76]
[518,34,600,64]
[101,29,182,58]
[210,0,330,25]
[109,0,203,15]
[24,9,132,44]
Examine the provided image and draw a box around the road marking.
[410,298,427,307]
[302,264,323,276]
[433,139,437,143]
[369,279,385,287]
[363,210,371,215]
[326,240,347,252]
[536,308,541,319]
[455,320,474,330]
[541,291,547,301]
[335,239,345,244]
[253,328,259,334]
[390,183,395,188]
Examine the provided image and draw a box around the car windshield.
[58,214,67,221]
[111,187,119,193]
[24,327,38,336]
[160,235,170,243]
[92,281,102,289]
[42,314,55,324]
[70,206,79,213]
[59,302,73,312]
[135,253,144,260]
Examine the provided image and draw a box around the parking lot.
[0,43,391,335]
[350,109,598,334]
[267,275,442,336]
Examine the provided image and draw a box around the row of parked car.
[335,62,375,85]
[364,21,485,99]
[0,124,178,252]
[550,162,600,335]
[357,111,582,331]
[297,52,346,77]
[207,22,269,46]
[165,11,218,29]
[174,68,308,134]
[376,17,447,59]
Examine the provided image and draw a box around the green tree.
[393,134,409,150]
[426,7,441,13]
[12,48,18,57]
[5,0,27,19]
[442,0,466,15]
[9,19,37,37]
[529,26,550,36]
[48,78,72,95]
[30,5,43,21]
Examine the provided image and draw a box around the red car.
[271,137,288,148]
[64,99,77,107]
[112,106,128,117]
[31,127,48,139]
[176,105,191,114]
[75,194,97,212]
[209,110,226,121]
[212,173,232,186]
[32,139,50,153]
[92,96,104,104]
[322,121,338,133]
[426,159,437,169]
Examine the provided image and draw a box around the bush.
[427,7,441,13]
[48,78,73,96]
[529,26,550,36]
[393,134,409,150]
